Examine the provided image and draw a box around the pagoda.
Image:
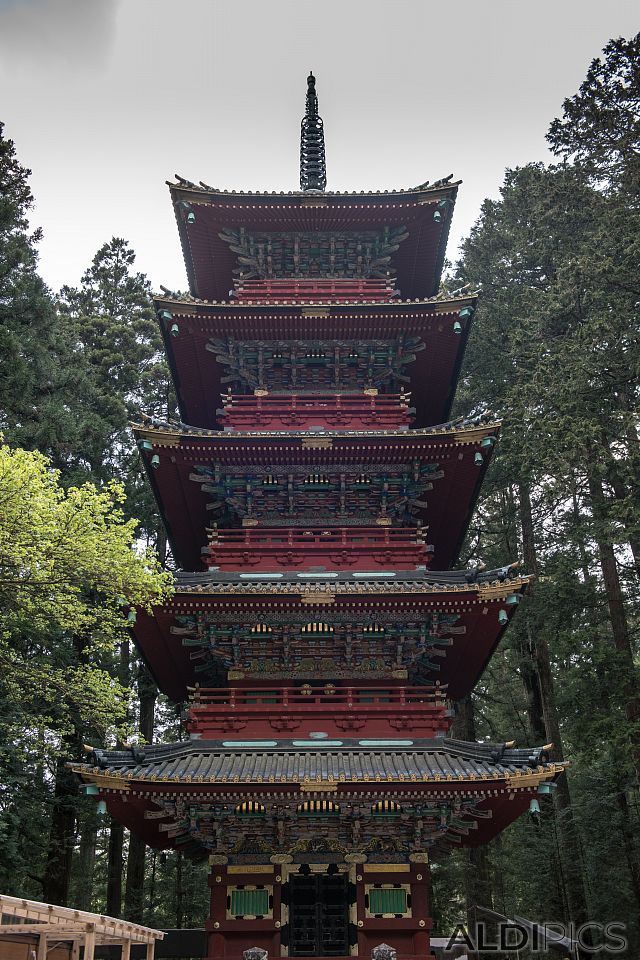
[73,75,564,959]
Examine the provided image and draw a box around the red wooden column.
[354,862,432,958]
[207,864,281,959]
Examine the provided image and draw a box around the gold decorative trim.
[299,782,338,793]
[153,290,478,311]
[504,767,563,789]
[301,437,333,449]
[453,427,497,444]
[409,852,430,863]
[131,421,501,444]
[76,772,131,792]
[176,575,532,599]
[478,583,524,601]
[71,761,567,792]
[300,590,336,605]
[168,181,461,202]
[136,429,181,447]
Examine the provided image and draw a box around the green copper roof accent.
[222,741,278,748]
[352,571,397,578]
[359,739,414,747]
[239,572,283,579]
[292,740,344,747]
[297,572,339,579]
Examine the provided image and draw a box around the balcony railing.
[190,684,446,708]
[218,392,414,431]
[204,525,433,571]
[186,685,452,737]
[232,277,397,302]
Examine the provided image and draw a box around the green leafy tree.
[0,440,172,901]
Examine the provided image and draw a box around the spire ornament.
[300,72,327,192]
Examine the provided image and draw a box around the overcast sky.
[0,0,637,294]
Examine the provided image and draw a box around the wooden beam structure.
[0,894,164,959]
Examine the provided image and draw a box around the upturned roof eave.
[69,733,565,790]
[132,416,500,570]
[167,571,532,598]
[151,291,480,312]
[169,179,460,301]
[153,290,480,430]
[131,417,501,445]
[167,178,462,204]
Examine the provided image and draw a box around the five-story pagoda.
[73,75,564,960]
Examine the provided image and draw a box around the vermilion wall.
[206,862,432,960]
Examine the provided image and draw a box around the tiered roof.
[155,292,477,428]
[169,178,458,301]
[132,566,529,701]
[73,76,563,870]
[135,414,498,570]
[72,738,562,860]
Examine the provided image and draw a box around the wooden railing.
[207,526,428,546]
[220,393,410,411]
[186,685,451,737]
[189,685,447,709]
[204,525,433,571]
[232,278,397,302]
[218,392,414,430]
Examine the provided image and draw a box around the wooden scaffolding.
[0,894,164,959]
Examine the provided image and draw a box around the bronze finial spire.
[300,72,327,192]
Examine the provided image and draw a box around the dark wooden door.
[289,873,349,956]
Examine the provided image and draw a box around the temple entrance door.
[289,872,349,956]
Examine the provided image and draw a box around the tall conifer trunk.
[586,469,640,912]
[75,806,98,910]
[452,696,493,941]
[587,472,639,724]
[518,482,590,926]
[604,454,640,579]
[43,752,78,905]
[106,819,124,916]
[175,852,184,928]
[106,638,130,917]
[124,665,157,922]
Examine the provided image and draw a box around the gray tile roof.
[174,564,522,591]
[82,737,556,785]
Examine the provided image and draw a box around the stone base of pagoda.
[206,861,432,959]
